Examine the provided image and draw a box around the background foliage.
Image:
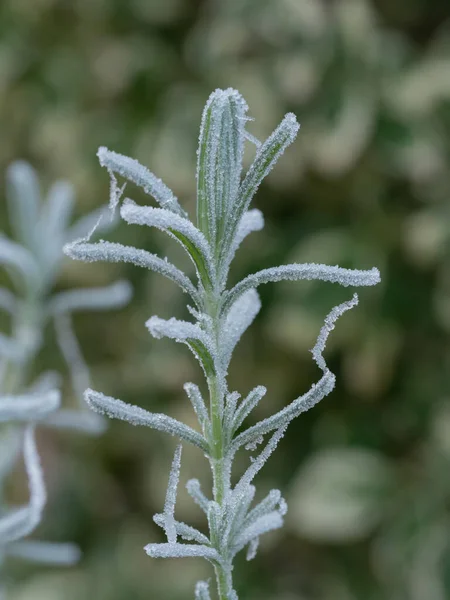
[1,0,450,598]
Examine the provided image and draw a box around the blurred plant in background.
[0,162,130,596]
[0,0,449,598]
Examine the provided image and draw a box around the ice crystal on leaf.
[65,88,381,599]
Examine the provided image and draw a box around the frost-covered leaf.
[0,390,60,422]
[48,280,132,315]
[223,263,380,315]
[231,386,266,435]
[184,383,209,432]
[163,445,182,544]
[84,389,208,453]
[97,146,185,216]
[234,511,283,556]
[121,199,215,290]
[232,295,359,451]
[196,88,248,249]
[6,540,81,565]
[221,113,299,264]
[146,316,215,378]
[221,288,261,368]
[0,427,45,543]
[232,372,334,452]
[145,542,219,562]
[64,239,199,302]
[6,161,41,251]
[153,514,210,545]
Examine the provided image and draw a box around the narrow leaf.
[121,199,215,289]
[153,514,210,545]
[145,543,219,562]
[84,389,209,453]
[97,146,185,216]
[196,88,248,248]
[223,263,380,316]
[0,236,40,291]
[221,113,299,262]
[64,239,199,303]
[231,386,267,435]
[163,445,182,544]
[184,383,209,431]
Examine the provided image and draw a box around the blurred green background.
[1,0,450,598]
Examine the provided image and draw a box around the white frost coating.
[196,89,248,247]
[147,317,211,347]
[245,490,283,526]
[231,386,267,435]
[153,514,210,545]
[195,580,211,600]
[232,372,335,453]
[54,313,90,401]
[223,264,381,315]
[64,239,199,302]
[232,292,360,451]
[221,289,261,368]
[235,512,283,555]
[84,389,208,453]
[312,293,359,371]
[164,445,182,544]
[121,199,215,285]
[0,427,46,543]
[145,542,219,562]
[48,280,132,315]
[222,112,300,258]
[146,318,215,378]
[0,236,39,289]
[0,391,60,422]
[97,146,185,216]
[6,540,81,565]
[186,479,210,513]
[184,383,209,429]
[234,426,287,498]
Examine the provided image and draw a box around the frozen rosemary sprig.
[65,88,380,600]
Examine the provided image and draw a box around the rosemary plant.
[65,88,381,599]
[0,162,131,593]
